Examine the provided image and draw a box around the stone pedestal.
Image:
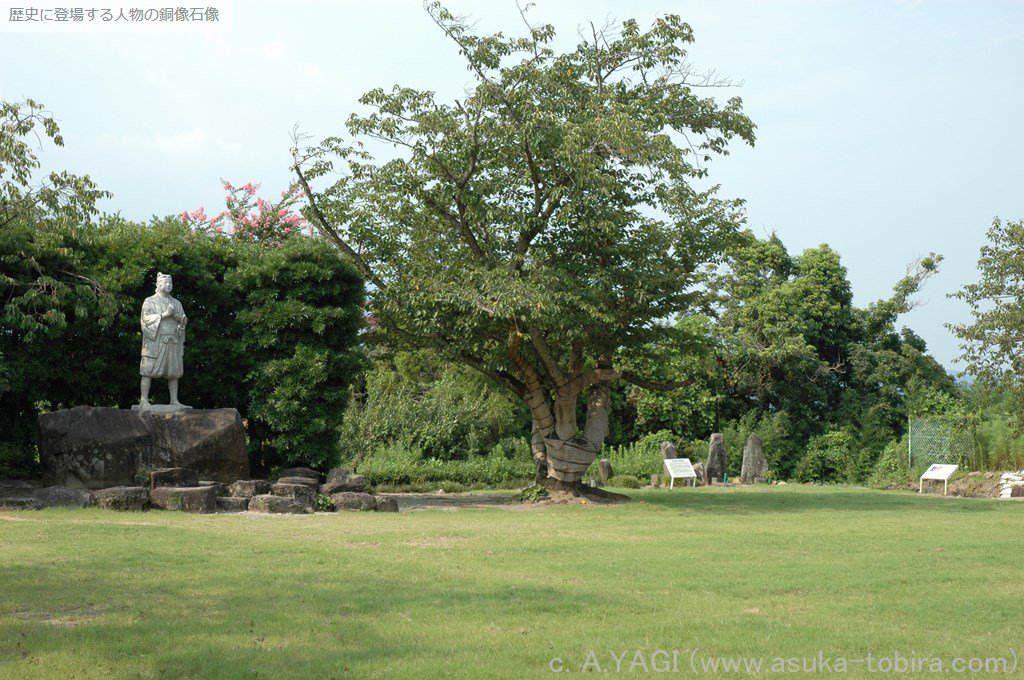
[38,406,249,489]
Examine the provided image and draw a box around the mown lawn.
[1,486,1021,679]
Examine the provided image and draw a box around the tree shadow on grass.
[628,486,1002,515]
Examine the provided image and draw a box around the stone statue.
[138,272,189,410]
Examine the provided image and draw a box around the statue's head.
[156,273,173,293]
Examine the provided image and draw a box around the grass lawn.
[1,486,1021,678]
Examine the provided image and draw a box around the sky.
[2,0,1022,372]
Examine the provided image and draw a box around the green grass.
[1,486,1022,678]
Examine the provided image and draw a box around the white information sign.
[919,464,958,495]
[664,458,697,489]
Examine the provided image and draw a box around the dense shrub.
[867,436,911,489]
[794,430,856,483]
[356,441,535,488]
[0,218,363,475]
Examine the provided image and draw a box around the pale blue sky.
[2,0,1022,370]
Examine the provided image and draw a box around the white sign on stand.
[919,464,958,496]
[664,458,697,488]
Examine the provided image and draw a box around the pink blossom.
[242,182,257,196]
[180,210,190,222]
[221,179,235,191]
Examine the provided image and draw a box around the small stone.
[150,486,217,513]
[150,467,200,488]
[271,483,315,507]
[0,497,43,510]
[248,494,310,514]
[216,497,249,512]
[598,459,613,483]
[331,492,377,511]
[374,496,399,512]
[279,467,320,481]
[94,486,149,511]
[228,480,272,499]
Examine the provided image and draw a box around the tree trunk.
[540,383,610,485]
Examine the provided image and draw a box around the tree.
[952,218,1024,408]
[292,3,755,494]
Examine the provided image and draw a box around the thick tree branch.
[293,162,386,290]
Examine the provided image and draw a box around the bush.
[868,436,912,489]
[794,430,856,483]
[355,441,535,489]
[605,474,642,489]
[340,350,528,462]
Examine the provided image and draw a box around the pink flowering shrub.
[181,180,310,245]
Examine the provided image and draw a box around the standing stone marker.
[704,433,727,484]
[740,433,768,484]
[598,459,613,483]
[660,441,678,460]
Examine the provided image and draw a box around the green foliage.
[516,485,549,502]
[355,441,535,488]
[952,217,1024,410]
[1,218,363,473]
[314,494,335,512]
[294,5,755,469]
[590,429,679,480]
[605,474,642,489]
[340,350,528,463]
[794,430,856,484]
[868,436,911,489]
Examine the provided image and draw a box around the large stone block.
[228,479,272,499]
[320,474,367,495]
[271,483,315,507]
[150,485,217,513]
[279,467,319,481]
[38,406,249,489]
[277,476,318,489]
[94,486,149,511]
[740,433,768,484]
[248,494,310,514]
[705,433,727,484]
[331,492,378,511]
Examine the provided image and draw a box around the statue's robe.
[139,294,185,379]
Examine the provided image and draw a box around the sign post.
[664,458,697,489]
[919,464,958,496]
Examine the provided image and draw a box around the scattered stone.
[216,497,249,512]
[1014,486,1024,498]
[0,479,40,490]
[271,483,315,507]
[228,479,272,499]
[150,467,199,489]
[660,441,678,460]
[277,476,318,489]
[598,459,613,483]
[326,467,350,483]
[705,433,727,484]
[320,474,367,494]
[692,462,705,485]
[199,481,228,496]
[248,494,310,514]
[650,473,660,488]
[149,485,217,513]
[94,486,149,511]
[375,496,399,512]
[331,492,378,511]
[0,497,43,510]
[279,467,320,481]
[38,406,249,489]
[34,486,94,508]
[740,433,768,484]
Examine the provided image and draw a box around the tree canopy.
[294,3,755,488]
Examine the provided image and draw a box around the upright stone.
[94,486,149,511]
[149,485,217,513]
[740,433,768,484]
[705,433,727,484]
[598,459,614,483]
[660,441,678,460]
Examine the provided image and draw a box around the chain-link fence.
[908,416,978,469]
